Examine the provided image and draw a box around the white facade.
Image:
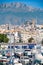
[7,34,14,43]
[14,32,19,43]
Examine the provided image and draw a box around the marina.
[0,41,43,65]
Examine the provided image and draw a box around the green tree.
[28,37,34,43]
[19,39,22,43]
[19,38,23,43]
[0,34,9,43]
[41,39,43,46]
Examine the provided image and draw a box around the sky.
[0,0,43,9]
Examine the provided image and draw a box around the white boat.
[20,56,29,64]
[13,58,19,63]
[24,49,32,56]
[14,63,22,65]
[13,58,22,65]
[35,53,43,60]
[32,44,43,64]
[15,49,23,56]
[0,54,2,58]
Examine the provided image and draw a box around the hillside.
[0,2,43,25]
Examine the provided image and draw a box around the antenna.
[36,16,37,25]
[8,20,12,30]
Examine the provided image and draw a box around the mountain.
[0,2,43,25]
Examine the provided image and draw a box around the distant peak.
[0,2,42,11]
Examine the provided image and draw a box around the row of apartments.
[0,20,43,44]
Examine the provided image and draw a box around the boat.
[24,49,32,58]
[20,56,29,64]
[14,63,22,65]
[13,58,19,63]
